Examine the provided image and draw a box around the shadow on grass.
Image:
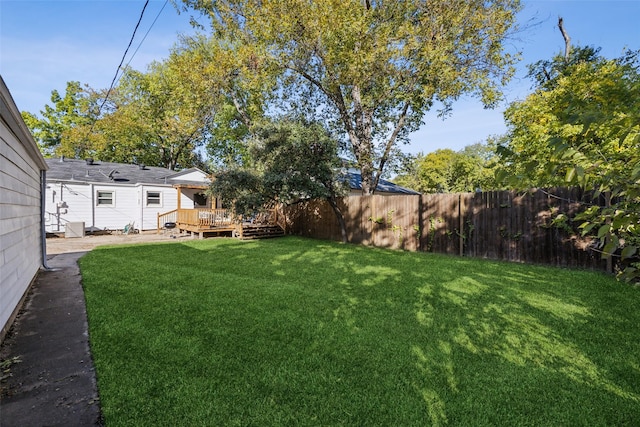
[82,237,640,426]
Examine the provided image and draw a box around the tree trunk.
[349,85,376,195]
[326,196,348,243]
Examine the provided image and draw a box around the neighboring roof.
[345,170,420,195]
[44,157,210,187]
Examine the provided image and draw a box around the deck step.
[239,225,285,240]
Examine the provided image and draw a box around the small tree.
[209,119,351,241]
[497,21,640,281]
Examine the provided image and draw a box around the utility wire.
[118,0,169,85]
[96,0,150,116]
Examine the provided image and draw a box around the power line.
[96,0,150,116]
[118,0,170,85]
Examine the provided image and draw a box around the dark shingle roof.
[45,158,209,186]
[345,171,420,195]
[45,158,416,193]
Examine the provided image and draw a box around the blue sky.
[1,0,638,155]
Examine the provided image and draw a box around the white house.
[44,159,419,237]
[0,76,49,342]
[44,158,211,233]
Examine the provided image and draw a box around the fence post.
[418,195,423,252]
[459,194,464,256]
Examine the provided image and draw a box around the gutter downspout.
[140,185,144,232]
[91,183,95,230]
[41,170,52,270]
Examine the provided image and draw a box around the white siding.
[139,185,178,230]
[45,182,180,232]
[45,182,93,232]
[1,78,47,339]
[179,190,197,209]
[93,184,138,230]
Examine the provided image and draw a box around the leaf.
[561,148,577,160]
[632,162,640,181]
[601,241,618,259]
[612,214,631,231]
[621,245,637,260]
[597,224,611,239]
[524,161,539,175]
[565,167,576,183]
[579,222,597,236]
[619,266,638,283]
[495,169,508,184]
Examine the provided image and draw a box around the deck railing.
[157,209,178,232]
[158,208,280,233]
[195,209,234,227]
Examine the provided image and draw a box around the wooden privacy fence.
[283,188,608,271]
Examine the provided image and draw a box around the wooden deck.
[157,208,284,239]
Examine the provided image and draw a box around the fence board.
[282,188,613,272]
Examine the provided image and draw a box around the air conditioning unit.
[65,222,85,238]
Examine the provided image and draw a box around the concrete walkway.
[0,251,102,426]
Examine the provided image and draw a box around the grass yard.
[79,236,640,426]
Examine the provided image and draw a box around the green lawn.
[80,236,640,426]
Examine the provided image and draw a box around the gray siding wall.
[0,77,47,340]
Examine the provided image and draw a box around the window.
[194,192,208,207]
[97,190,114,206]
[146,191,162,207]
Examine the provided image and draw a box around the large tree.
[101,49,219,170]
[178,0,521,194]
[174,35,272,167]
[28,39,230,169]
[498,47,640,189]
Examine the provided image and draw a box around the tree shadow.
[84,239,640,424]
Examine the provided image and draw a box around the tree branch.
[558,17,571,62]
[284,63,358,144]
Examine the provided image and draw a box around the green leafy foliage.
[81,48,220,170]
[21,81,100,156]
[23,35,257,170]
[395,141,502,193]
[209,119,349,235]
[179,0,522,193]
[498,46,640,281]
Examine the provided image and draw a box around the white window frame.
[146,191,162,207]
[96,190,115,207]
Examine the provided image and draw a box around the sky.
[1,0,639,156]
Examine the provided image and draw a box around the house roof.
[45,158,417,194]
[44,158,210,187]
[346,170,420,195]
